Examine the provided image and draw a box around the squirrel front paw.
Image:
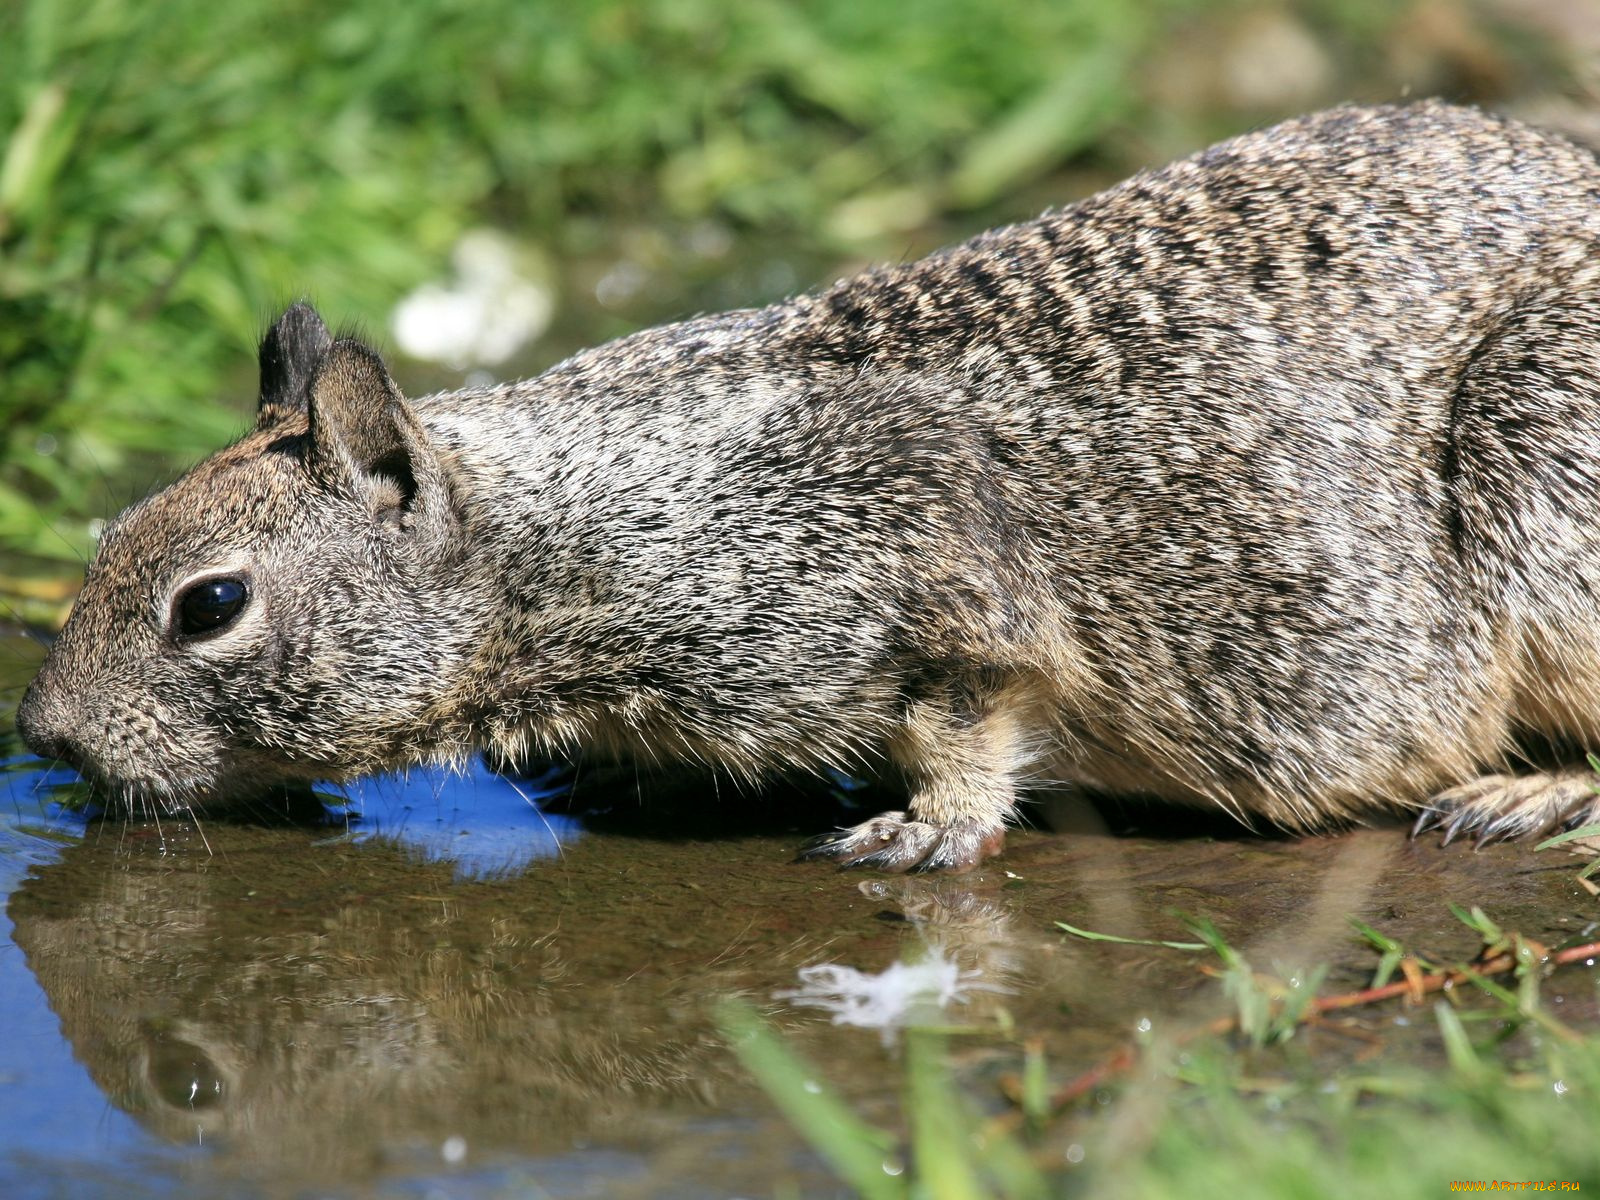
[796,811,1006,873]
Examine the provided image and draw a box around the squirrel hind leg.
[1413,768,1600,845]
[795,679,1033,873]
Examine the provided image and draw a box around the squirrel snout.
[14,684,85,773]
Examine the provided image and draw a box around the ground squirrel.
[19,101,1600,871]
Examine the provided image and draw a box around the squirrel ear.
[306,339,444,525]
[257,303,333,428]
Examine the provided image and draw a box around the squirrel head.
[17,303,478,811]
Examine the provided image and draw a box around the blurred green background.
[0,0,1593,625]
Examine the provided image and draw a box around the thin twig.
[1038,938,1600,1110]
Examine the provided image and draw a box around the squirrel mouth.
[82,778,336,826]
[35,750,333,824]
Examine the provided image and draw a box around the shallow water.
[2,626,1597,1198]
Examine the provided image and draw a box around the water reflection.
[0,759,155,1192]
[776,877,1024,1045]
[0,773,853,1195]
[0,755,95,839]
[334,758,583,880]
[0,751,584,882]
[0,750,601,1192]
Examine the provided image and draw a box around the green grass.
[1115,1023,1600,1200]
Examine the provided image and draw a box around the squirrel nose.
[13,685,84,771]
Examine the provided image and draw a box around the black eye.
[176,578,249,638]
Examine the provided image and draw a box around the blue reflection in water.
[0,752,584,880]
[0,751,583,1191]
[329,757,582,880]
[0,759,150,1174]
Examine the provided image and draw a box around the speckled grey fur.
[19,101,1600,871]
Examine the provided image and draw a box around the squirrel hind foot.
[795,812,1006,874]
[1413,769,1600,846]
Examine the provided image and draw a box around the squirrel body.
[20,101,1600,870]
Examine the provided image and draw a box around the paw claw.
[796,812,907,863]
[796,811,1004,874]
[1421,770,1600,848]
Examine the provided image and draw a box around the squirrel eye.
[176,578,249,638]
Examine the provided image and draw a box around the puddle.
[1,626,1597,1196]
